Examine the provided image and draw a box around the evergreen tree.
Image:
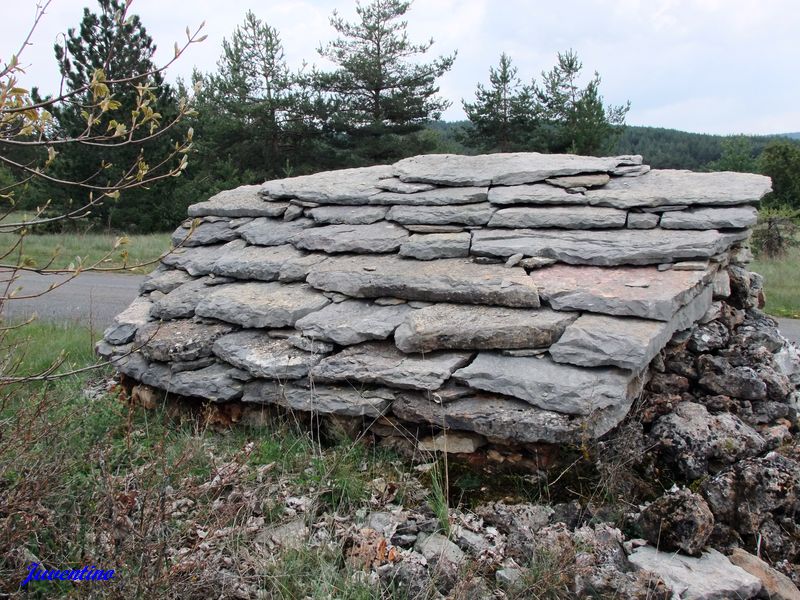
[316,0,456,163]
[708,135,758,173]
[760,140,800,209]
[462,53,538,152]
[46,0,185,231]
[535,50,629,155]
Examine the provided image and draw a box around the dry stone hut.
[98,152,775,457]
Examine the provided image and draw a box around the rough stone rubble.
[99,152,772,454]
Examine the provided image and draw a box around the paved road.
[776,318,800,346]
[2,270,144,330]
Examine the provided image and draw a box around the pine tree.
[47,0,184,230]
[462,53,538,152]
[316,0,456,163]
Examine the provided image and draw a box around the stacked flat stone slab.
[99,152,771,451]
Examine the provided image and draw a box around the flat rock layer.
[294,300,413,345]
[311,342,472,391]
[188,186,287,218]
[195,282,330,328]
[453,353,642,415]
[393,153,639,186]
[135,320,235,362]
[306,255,540,307]
[488,206,627,229]
[394,304,577,353]
[292,222,409,253]
[370,187,488,206]
[535,264,715,321]
[472,228,749,266]
[212,330,321,379]
[211,244,327,282]
[659,206,759,230]
[261,165,394,203]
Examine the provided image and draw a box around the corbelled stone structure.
[98,152,772,455]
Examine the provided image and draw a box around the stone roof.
[99,152,771,448]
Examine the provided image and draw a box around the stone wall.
[98,152,772,455]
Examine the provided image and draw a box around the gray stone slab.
[311,342,471,391]
[150,276,231,320]
[188,185,288,218]
[211,243,328,282]
[292,222,409,253]
[488,183,580,206]
[395,304,577,353]
[141,361,246,402]
[161,240,245,276]
[405,225,466,233]
[375,177,436,193]
[399,232,471,260]
[294,300,413,345]
[140,266,195,294]
[628,547,761,600]
[306,255,540,307]
[393,153,635,186]
[626,212,660,229]
[195,282,330,328]
[453,353,642,415]
[471,228,749,266]
[261,165,393,203]
[237,217,314,246]
[307,205,388,225]
[660,206,759,230]
[386,203,495,226]
[370,187,488,206]
[171,219,239,247]
[135,319,235,362]
[103,296,153,344]
[548,286,713,371]
[243,381,394,418]
[545,173,610,188]
[212,330,322,379]
[488,206,627,229]
[391,391,634,444]
[586,169,772,209]
[535,264,714,321]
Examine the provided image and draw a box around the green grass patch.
[751,245,800,318]
[1,211,171,274]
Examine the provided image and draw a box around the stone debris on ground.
[96,152,800,598]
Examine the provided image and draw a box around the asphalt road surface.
[2,270,800,346]
[2,270,144,330]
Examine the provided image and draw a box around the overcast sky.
[3,0,798,135]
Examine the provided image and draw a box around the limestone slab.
[243,381,394,418]
[487,183,581,205]
[586,169,771,209]
[213,330,321,379]
[135,319,235,362]
[386,203,495,226]
[626,213,660,229]
[548,286,712,371]
[211,243,327,282]
[393,153,635,186]
[103,296,153,344]
[311,342,471,391]
[453,353,641,415]
[292,222,409,253]
[488,206,627,229]
[188,185,288,218]
[471,228,749,266]
[394,304,577,353]
[398,232,470,260]
[261,165,393,203]
[307,205,388,225]
[391,390,634,444]
[628,547,761,600]
[545,173,610,188]
[659,206,759,230]
[306,255,540,307]
[171,219,239,247]
[237,217,314,246]
[294,300,413,345]
[161,240,245,276]
[150,276,231,320]
[370,187,487,206]
[535,264,715,321]
[141,362,246,402]
[140,266,195,294]
[195,282,330,328]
